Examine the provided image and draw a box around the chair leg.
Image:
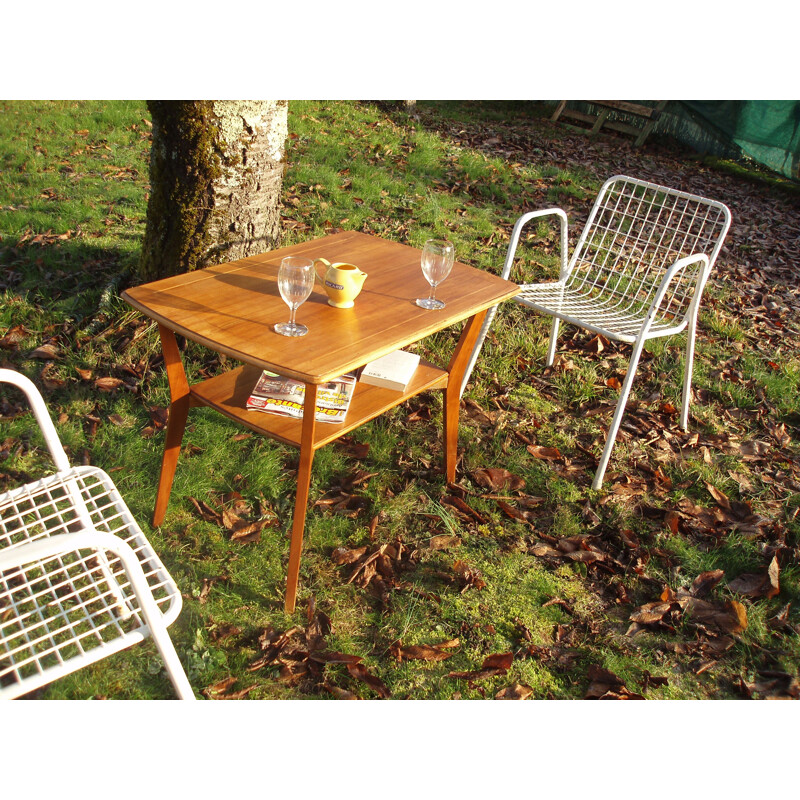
[140,606,196,700]
[107,541,195,700]
[680,321,697,431]
[545,317,560,367]
[592,338,646,490]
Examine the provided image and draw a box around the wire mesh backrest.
[567,176,731,328]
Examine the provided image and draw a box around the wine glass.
[274,256,315,337]
[415,238,454,310]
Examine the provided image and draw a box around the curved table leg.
[153,325,193,527]
[443,310,487,484]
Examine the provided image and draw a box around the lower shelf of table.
[189,361,449,450]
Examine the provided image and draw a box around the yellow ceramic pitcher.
[314,258,368,308]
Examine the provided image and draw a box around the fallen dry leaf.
[453,559,487,591]
[29,343,59,360]
[94,376,124,392]
[585,665,645,700]
[203,677,257,700]
[471,467,526,492]
[727,555,780,599]
[527,444,562,460]
[495,683,533,699]
[447,651,514,682]
[390,639,459,662]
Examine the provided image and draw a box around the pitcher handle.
[313,258,330,285]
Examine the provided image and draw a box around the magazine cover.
[246,371,357,423]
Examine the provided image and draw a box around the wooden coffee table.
[122,231,518,612]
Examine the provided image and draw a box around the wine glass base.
[274,322,309,337]
[416,298,445,310]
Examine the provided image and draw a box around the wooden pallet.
[551,100,667,146]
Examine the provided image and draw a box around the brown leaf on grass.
[565,549,604,563]
[209,622,242,642]
[203,677,258,700]
[247,626,302,672]
[686,597,748,634]
[334,435,370,459]
[585,334,609,354]
[496,499,531,525]
[619,529,640,549]
[767,602,796,634]
[189,496,222,523]
[94,376,124,392]
[483,652,514,671]
[691,569,725,597]
[198,577,218,604]
[428,534,462,550]
[0,324,27,350]
[727,555,780,599]
[332,538,418,609]
[471,467,526,492]
[704,481,731,509]
[443,494,487,524]
[629,602,673,625]
[323,680,360,700]
[29,342,59,360]
[495,683,533,700]
[331,545,369,564]
[149,406,169,429]
[40,364,65,390]
[453,559,487,591]
[527,444,562,460]
[740,671,800,699]
[346,662,391,699]
[542,597,574,614]
[530,542,562,558]
[738,440,770,461]
[448,652,513,682]
[390,639,459,662]
[585,665,645,700]
[228,520,265,544]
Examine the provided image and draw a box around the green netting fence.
[546,100,800,180]
[679,101,800,180]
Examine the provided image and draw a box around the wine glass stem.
[428,283,437,302]
[289,305,297,326]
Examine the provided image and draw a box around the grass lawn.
[1,100,799,707]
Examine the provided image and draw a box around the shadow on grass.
[1,236,139,320]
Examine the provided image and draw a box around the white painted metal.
[461,175,732,489]
[0,369,194,699]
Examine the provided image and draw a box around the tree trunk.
[138,100,288,281]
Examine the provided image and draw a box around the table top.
[122,231,519,384]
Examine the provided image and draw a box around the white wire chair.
[461,175,732,489]
[0,369,194,699]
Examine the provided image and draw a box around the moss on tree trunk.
[138,100,287,282]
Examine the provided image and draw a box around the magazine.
[246,371,357,424]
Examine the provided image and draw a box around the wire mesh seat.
[461,175,732,489]
[0,369,194,699]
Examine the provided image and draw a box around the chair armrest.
[0,529,140,573]
[502,208,569,282]
[640,253,711,332]
[0,529,165,628]
[0,369,70,472]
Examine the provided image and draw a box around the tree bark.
[138,100,288,282]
